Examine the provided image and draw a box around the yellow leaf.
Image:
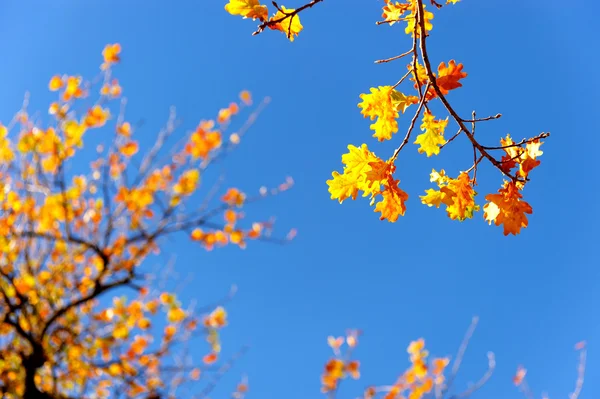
[414,111,447,157]
[327,144,389,203]
[225,0,269,21]
[120,141,139,157]
[14,273,36,295]
[269,6,303,42]
[173,169,200,196]
[390,90,417,113]
[358,86,399,141]
[420,188,445,208]
[113,324,129,340]
[167,308,186,323]
[327,171,360,203]
[49,75,64,91]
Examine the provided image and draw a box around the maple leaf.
[414,110,448,157]
[436,60,467,95]
[484,181,533,236]
[269,6,303,42]
[447,0,460,4]
[358,86,399,141]
[224,0,269,21]
[374,180,409,222]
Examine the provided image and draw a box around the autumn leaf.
[225,0,269,21]
[239,90,252,105]
[414,110,448,157]
[120,141,139,157]
[49,75,64,91]
[269,6,303,42]
[374,181,409,222]
[167,307,186,323]
[327,171,360,203]
[420,188,446,208]
[405,2,434,37]
[483,181,533,236]
[358,86,399,141]
[436,60,467,95]
[444,173,479,221]
[84,105,110,128]
[101,43,121,70]
[327,144,390,203]
[390,90,419,113]
[421,171,479,221]
[14,273,36,295]
[382,1,410,25]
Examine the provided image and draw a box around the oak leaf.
[382,1,410,25]
[436,60,467,95]
[374,181,409,222]
[358,86,399,141]
[414,111,448,157]
[224,0,269,21]
[483,181,533,236]
[421,171,479,221]
[269,6,303,42]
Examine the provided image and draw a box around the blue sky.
[1,0,598,398]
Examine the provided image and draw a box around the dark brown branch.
[375,49,413,64]
[252,0,325,38]
[391,82,430,161]
[415,0,520,183]
[482,132,550,151]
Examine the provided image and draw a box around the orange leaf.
[120,141,139,157]
[436,60,467,95]
[203,352,218,364]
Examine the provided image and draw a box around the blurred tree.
[0,44,292,399]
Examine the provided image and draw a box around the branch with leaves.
[320,319,585,399]
[0,44,292,398]
[225,0,325,41]
[225,0,549,236]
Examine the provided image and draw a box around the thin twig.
[253,0,325,38]
[375,49,413,64]
[444,316,479,396]
[391,82,430,161]
[450,352,496,399]
[482,132,550,150]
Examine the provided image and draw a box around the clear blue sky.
[1,1,598,398]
